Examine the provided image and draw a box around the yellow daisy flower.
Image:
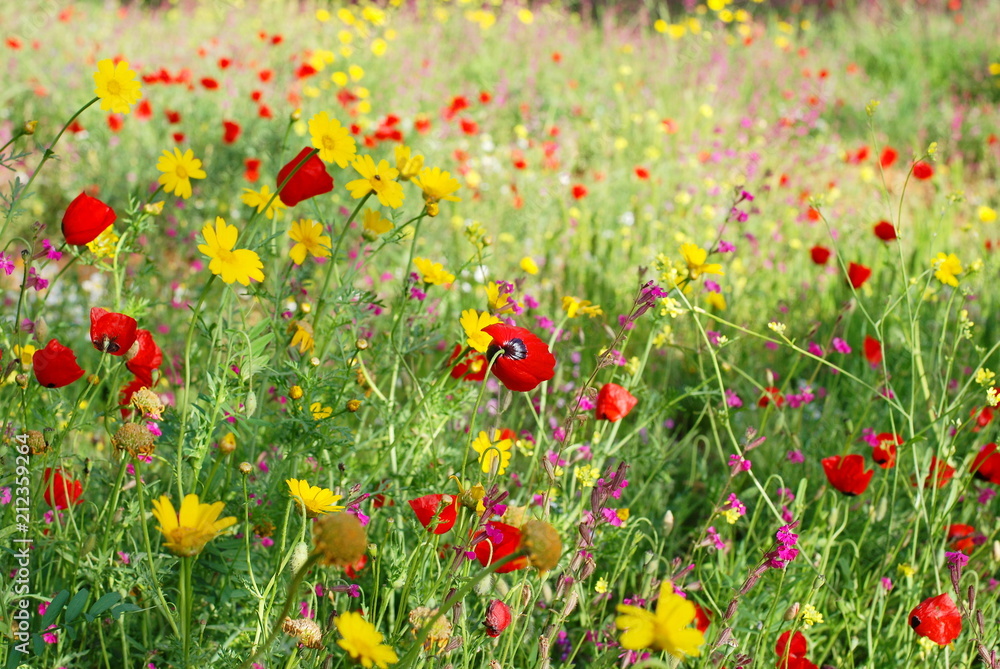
[362,209,394,237]
[93,58,142,114]
[286,478,344,517]
[150,494,237,557]
[289,320,315,353]
[460,309,500,352]
[394,145,424,181]
[472,430,513,475]
[413,257,454,286]
[346,155,405,209]
[679,242,724,280]
[412,167,462,204]
[615,580,705,657]
[157,148,206,200]
[197,217,265,286]
[308,112,357,167]
[335,612,399,669]
[241,185,287,220]
[932,252,962,287]
[288,219,332,265]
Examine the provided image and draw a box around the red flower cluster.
[90,307,138,355]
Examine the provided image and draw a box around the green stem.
[133,458,181,637]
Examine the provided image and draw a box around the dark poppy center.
[488,338,527,362]
[910,615,921,629]
[97,335,120,354]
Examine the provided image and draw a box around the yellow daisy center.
[322,135,337,150]
[175,165,189,179]
[107,80,122,95]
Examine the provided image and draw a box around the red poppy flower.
[126,329,163,385]
[135,99,152,120]
[971,442,1000,484]
[62,192,117,245]
[481,324,556,393]
[484,599,512,637]
[474,522,528,573]
[758,386,784,408]
[276,147,334,207]
[946,524,976,554]
[449,344,488,382]
[693,603,712,634]
[970,406,994,432]
[459,118,479,135]
[872,432,902,468]
[909,593,961,645]
[90,307,138,356]
[634,166,650,180]
[165,109,182,124]
[106,114,124,132]
[244,158,261,183]
[218,57,231,69]
[43,468,83,510]
[415,116,432,134]
[571,184,588,200]
[33,339,85,388]
[222,120,241,144]
[408,494,459,534]
[775,630,818,669]
[200,77,219,90]
[912,161,934,180]
[915,457,955,489]
[809,245,831,265]
[873,220,897,241]
[344,555,367,579]
[847,262,871,289]
[822,454,874,496]
[863,335,882,367]
[595,383,638,421]
[880,146,898,168]
[119,375,146,417]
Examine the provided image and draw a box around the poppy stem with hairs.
[236,552,322,669]
[396,552,521,669]
[0,97,99,243]
[175,275,217,499]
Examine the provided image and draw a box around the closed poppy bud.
[595,383,638,421]
[873,220,897,241]
[847,262,872,289]
[408,494,459,534]
[276,147,334,207]
[33,339,85,388]
[484,600,512,638]
[482,323,556,393]
[62,192,117,245]
[909,592,961,645]
[821,454,873,496]
[90,307,138,355]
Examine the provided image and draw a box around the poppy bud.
[276,147,334,207]
[33,339,85,388]
[238,462,253,476]
[484,600,512,638]
[62,192,117,246]
[23,120,38,135]
[784,602,800,620]
[289,541,310,573]
[313,512,367,567]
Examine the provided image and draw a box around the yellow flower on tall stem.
[615,580,705,657]
[198,217,265,286]
[472,430,513,475]
[157,148,206,200]
[413,257,454,286]
[241,185,286,220]
[286,478,344,517]
[679,243,723,280]
[346,155,405,209]
[362,209,394,237]
[93,58,142,114]
[932,252,962,287]
[460,309,500,352]
[309,112,357,167]
[394,145,424,181]
[335,611,399,668]
[412,167,462,205]
[150,494,237,557]
[288,219,331,264]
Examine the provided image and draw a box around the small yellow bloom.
[413,257,454,286]
[562,296,603,318]
[198,217,265,286]
[86,227,120,260]
[932,252,962,287]
[575,464,600,488]
[13,344,36,367]
[362,209,394,238]
[290,385,304,400]
[799,604,824,627]
[615,580,705,657]
[975,368,996,387]
[520,256,539,275]
[472,429,513,475]
[394,145,424,181]
[460,309,501,352]
[595,577,609,594]
[311,402,333,420]
[286,478,344,517]
[334,611,399,669]
[412,167,462,205]
[288,219,331,265]
[93,58,142,115]
[241,185,286,220]
[897,563,916,577]
[157,148,206,200]
[978,206,997,223]
[679,242,724,279]
[289,321,315,354]
[150,494,237,557]
[346,155,405,209]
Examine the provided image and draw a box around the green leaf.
[84,592,122,622]
[110,603,141,621]
[38,590,69,628]
[64,588,89,624]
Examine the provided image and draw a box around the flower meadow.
[2,0,1000,667]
